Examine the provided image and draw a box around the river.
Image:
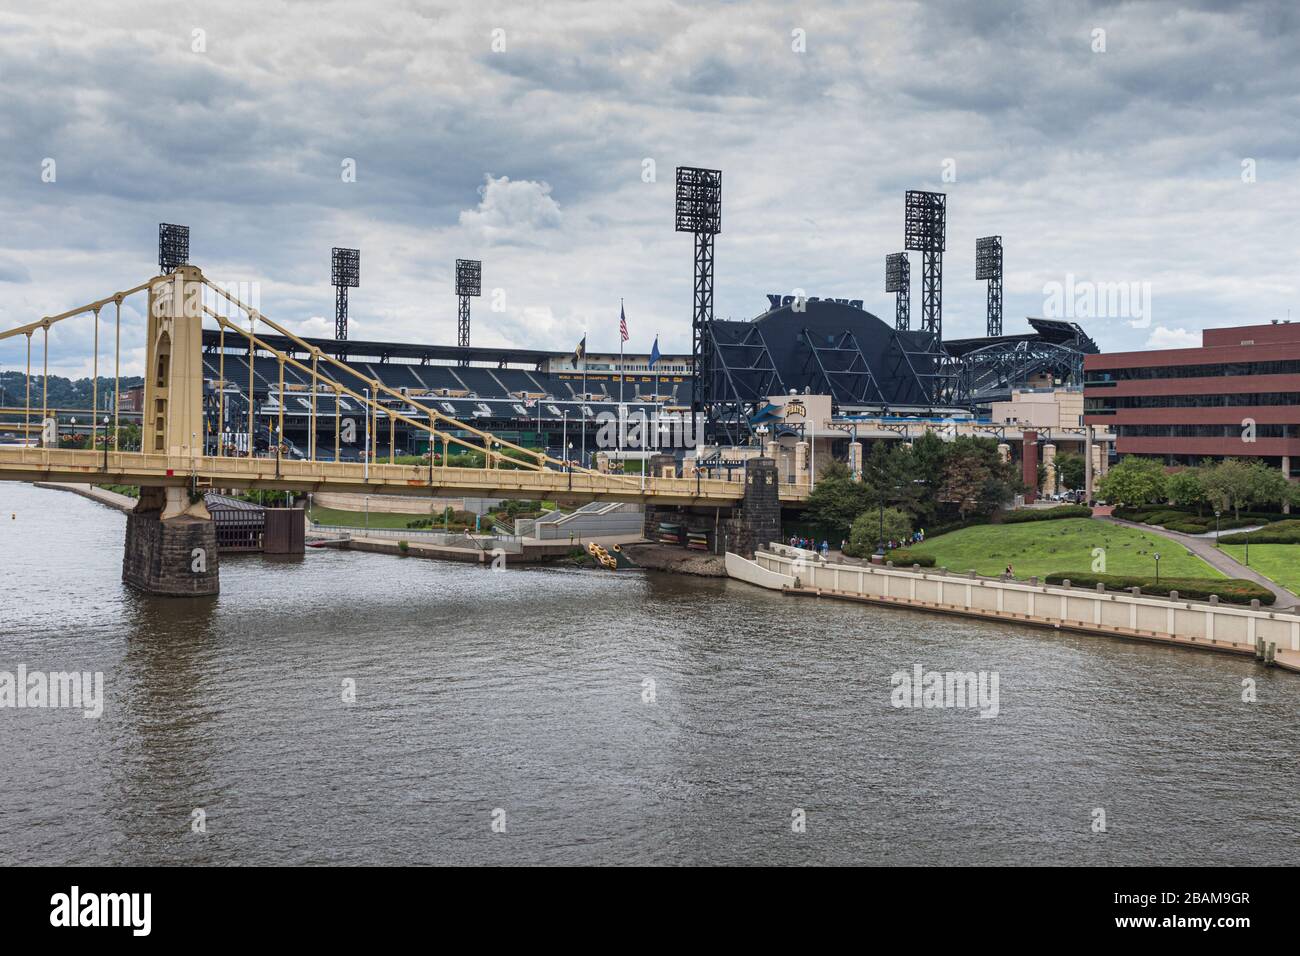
[1,481,1297,865]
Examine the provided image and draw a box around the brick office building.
[1083,321,1300,478]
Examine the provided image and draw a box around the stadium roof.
[203,328,565,368]
[201,328,689,368]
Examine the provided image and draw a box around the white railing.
[741,549,1300,654]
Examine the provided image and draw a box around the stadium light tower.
[455,258,482,363]
[158,223,190,273]
[885,252,910,332]
[975,235,1003,338]
[332,247,360,344]
[674,166,722,432]
[903,190,946,340]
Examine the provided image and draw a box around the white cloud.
[458,175,563,243]
[1145,325,1202,350]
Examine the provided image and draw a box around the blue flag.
[649,336,661,369]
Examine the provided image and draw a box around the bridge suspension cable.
[200,276,624,480]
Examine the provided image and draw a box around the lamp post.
[1244,531,1250,566]
[567,440,574,491]
[363,386,370,481]
[1153,552,1161,586]
[364,494,371,534]
[1214,509,1221,548]
[102,415,109,471]
[69,416,75,449]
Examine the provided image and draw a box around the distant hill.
[0,371,144,410]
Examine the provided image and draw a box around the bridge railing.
[0,445,769,502]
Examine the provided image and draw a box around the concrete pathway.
[1098,515,1299,610]
[32,481,136,513]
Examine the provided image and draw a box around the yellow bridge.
[0,445,803,508]
[1,265,800,594]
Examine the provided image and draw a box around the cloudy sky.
[2,0,1299,377]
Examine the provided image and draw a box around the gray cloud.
[1,0,1298,377]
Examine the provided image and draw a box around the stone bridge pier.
[122,486,220,596]
[643,457,782,559]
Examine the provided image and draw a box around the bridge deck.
[0,448,809,508]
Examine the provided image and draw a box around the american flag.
[619,301,629,342]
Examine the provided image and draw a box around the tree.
[1097,456,1166,506]
[846,506,912,557]
[938,436,1019,518]
[804,460,873,537]
[1243,460,1289,512]
[1055,452,1086,492]
[1166,468,1207,514]
[1201,458,1255,518]
[905,431,947,523]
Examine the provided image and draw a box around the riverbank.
[621,542,726,576]
[31,481,136,513]
[316,533,592,565]
[730,547,1300,674]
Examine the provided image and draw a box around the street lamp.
[363,386,370,481]
[1153,551,1161,586]
[69,416,76,449]
[567,440,574,491]
[1214,509,1221,548]
[101,416,109,471]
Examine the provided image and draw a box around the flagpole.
[618,298,625,463]
[581,326,587,468]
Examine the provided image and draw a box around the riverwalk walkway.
[31,481,136,513]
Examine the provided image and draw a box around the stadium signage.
[766,294,863,311]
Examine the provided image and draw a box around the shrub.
[1043,572,1274,606]
[1160,519,1212,534]
[1219,519,1300,545]
[999,505,1093,523]
[884,549,936,567]
[397,540,410,553]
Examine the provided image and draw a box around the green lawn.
[1221,544,1300,594]
[308,506,476,531]
[899,518,1222,580]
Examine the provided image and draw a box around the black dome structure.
[698,299,943,444]
[695,301,1096,445]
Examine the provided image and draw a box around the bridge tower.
[123,264,220,596]
[143,266,207,457]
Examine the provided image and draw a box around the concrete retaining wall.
[534,502,644,539]
[739,549,1300,655]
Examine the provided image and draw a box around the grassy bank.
[308,505,478,531]
[893,518,1220,580]
[1221,544,1300,595]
